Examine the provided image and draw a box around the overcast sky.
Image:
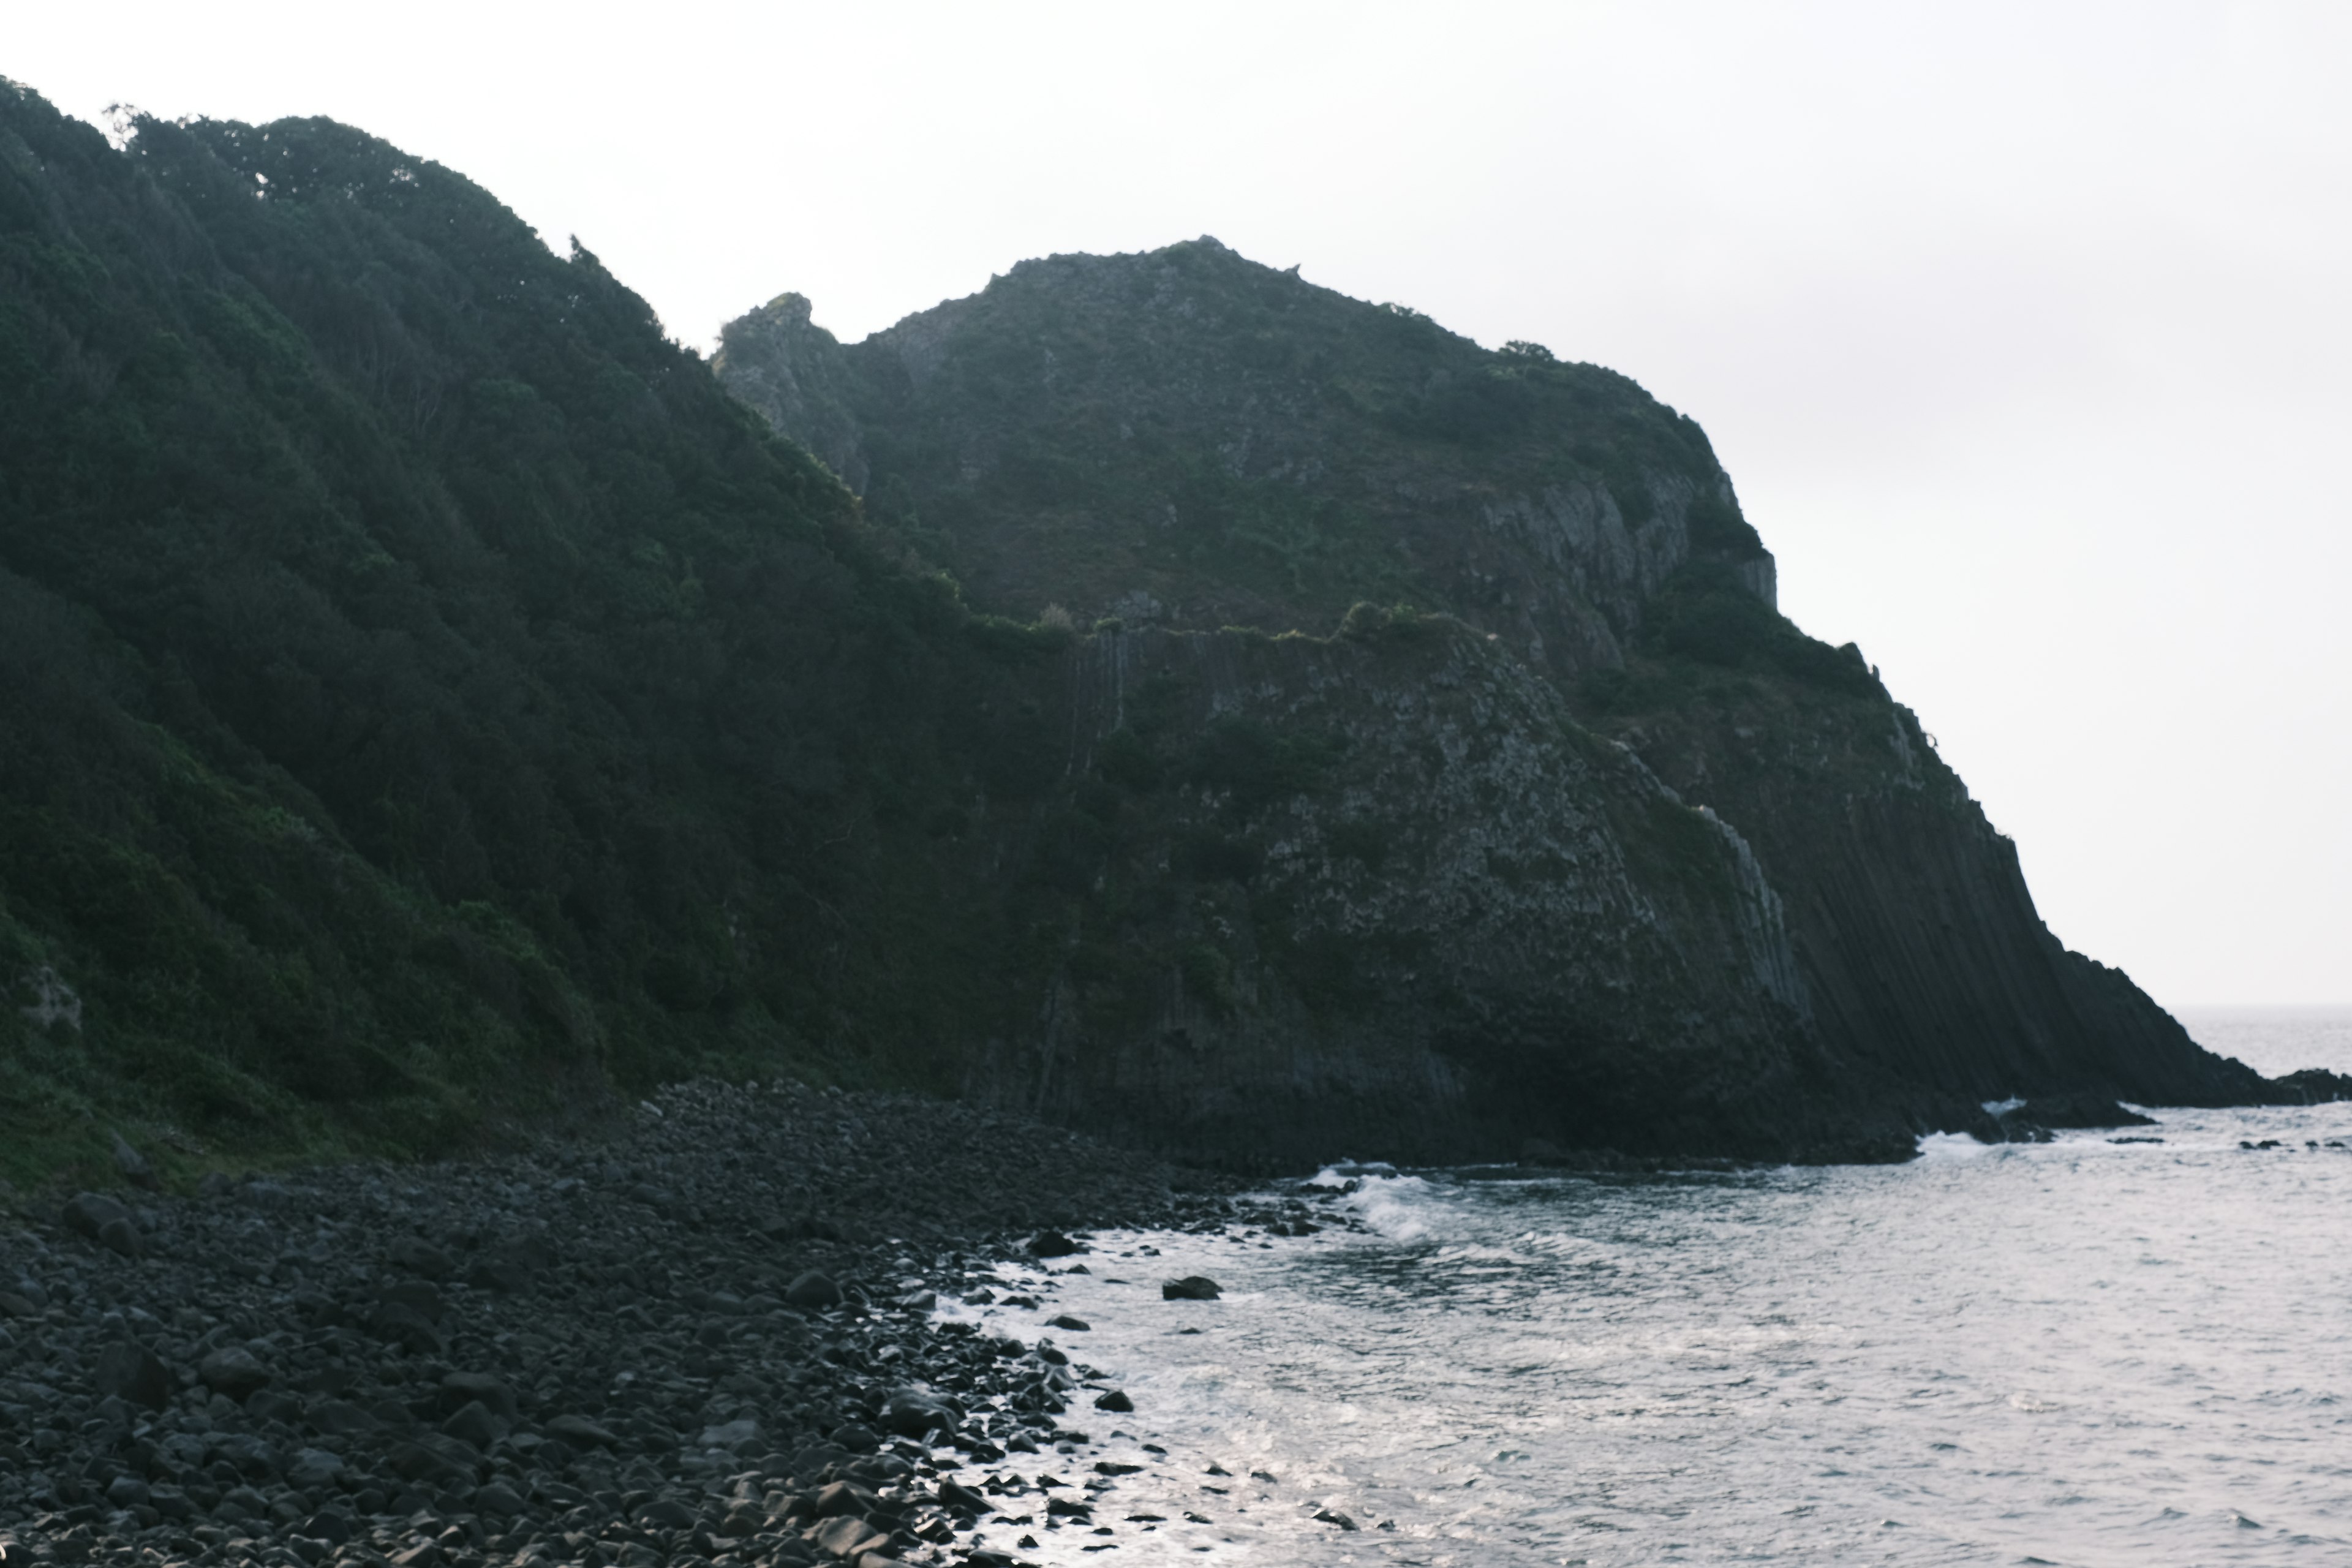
[12,1,2348,1007]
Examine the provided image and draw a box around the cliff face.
[718,238,2267,1145]
[1583,638,2262,1110]
[0,77,2261,1183]
[940,615,1885,1169]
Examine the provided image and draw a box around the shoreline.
[0,1080,1366,1568]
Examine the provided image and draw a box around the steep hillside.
[0,80,2269,1188]
[718,240,2263,1123]
[0,85,1014,1182]
[1,85,1924,1185]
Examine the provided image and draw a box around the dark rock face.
[716,239,1773,686]
[0,69,2273,1182]
[717,238,2277,1159]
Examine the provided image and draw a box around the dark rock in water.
[94,1341,172,1409]
[2271,1068,2352,1105]
[390,1235,456,1276]
[1029,1229,1085,1257]
[937,1479,989,1514]
[200,1346,272,1401]
[1316,1507,1362,1530]
[786,1269,845,1308]
[1047,1313,1092,1331]
[1093,1389,1134,1412]
[2015,1094,2157,1129]
[1163,1275,1221,1300]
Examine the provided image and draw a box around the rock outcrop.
[717,238,2269,1155]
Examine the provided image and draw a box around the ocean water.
[952,1010,2352,1567]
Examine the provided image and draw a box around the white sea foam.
[1914,1131,1993,1159]
[1333,1170,1447,1241]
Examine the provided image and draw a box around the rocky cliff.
[717,238,2267,1150]
[0,79,2270,1186]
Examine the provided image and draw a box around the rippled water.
[956,1012,2352,1567]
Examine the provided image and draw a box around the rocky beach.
[0,1084,1363,1568]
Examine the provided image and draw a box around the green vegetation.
[1638,561,1885,699]
[0,85,1112,1183]
[717,237,1768,654]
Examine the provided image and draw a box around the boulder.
[786,1270,845,1308]
[699,1417,761,1452]
[439,1371,518,1420]
[813,1480,878,1518]
[880,1388,963,1438]
[812,1514,886,1560]
[545,1413,620,1449]
[110,1133,160,1190]
[94,1342,172,1410]
[367,1301,446,1357]
[285,1448,345,1490]
[62,1191,129,1239]
[1162,1275,1221,1300]
[440,1399,508,1448]
[199,1346,272,1402]
[388,1237,456,1278]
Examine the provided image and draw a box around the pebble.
[0,1080,1270,1568]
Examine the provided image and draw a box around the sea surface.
[952,1008,2352,1567]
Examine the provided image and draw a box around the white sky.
[10,1,2348,1006]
